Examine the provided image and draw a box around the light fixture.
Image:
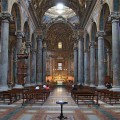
[56,3,64,10]
[56,3,64,14]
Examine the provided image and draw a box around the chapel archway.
[8,3,21,86]
[91,22,98,85]
[99,3,112,84]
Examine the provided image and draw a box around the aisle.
[42,86,78,114]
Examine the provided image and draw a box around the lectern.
[56,101,68,120]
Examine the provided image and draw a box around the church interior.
[0,0,120,120]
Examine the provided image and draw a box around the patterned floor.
[0,86,120,120]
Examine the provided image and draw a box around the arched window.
[58,42,62,49]
[58,63,62,70]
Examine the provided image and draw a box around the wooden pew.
[71,87,99,106]
[22,89,50,105]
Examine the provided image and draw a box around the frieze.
[0,12,13,21]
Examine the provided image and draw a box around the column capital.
[43,42,47,50]
[84,49,89,53]
[31,48,36,53]
[96,31,105,38]
[106,49,112,54]
[73,42,78,50]
[0,11,13,21]
[37,37,42,42]
[89,41,95,47]
[26,41,31,47]
[77,29,84,39]
[15,31,24,38]
[108,12,120,21]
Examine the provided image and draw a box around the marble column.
[31,48,36,85]
[42,42,47,84]
[78,37,84,84]
[96,31,106,89]
[74,42,78,84]
[36,36,43,85]
[0,12,12,91]
[89,41,95,86]
[14,31,23,88]
[25,41,31,86]
[84,49,89,86]
[109,12,120,91]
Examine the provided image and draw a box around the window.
[58,63,62,70]
[58,42,62,49]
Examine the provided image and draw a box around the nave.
[0,86,120,120]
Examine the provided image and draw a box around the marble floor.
[0,86,120,120]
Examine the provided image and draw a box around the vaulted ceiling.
[31,0,93,24]
[29,0,96,58]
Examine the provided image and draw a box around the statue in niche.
[20,42,27,54]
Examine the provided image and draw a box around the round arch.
[23,21,30,42]
[99,3,110,31]
[45,17,75,35]
[10,2,21,31]
[91,22,97,42]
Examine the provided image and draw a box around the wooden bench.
[22,89,50,105]
[74,90,99,105]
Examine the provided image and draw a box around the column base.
[37,82,43,85]
[90,84,96,87]
[97,85,106,89]
[14,84,24,89]
[110,86,120,91]
[24,84,31,87]
[30,83,36,86]
[0,86,9,91]
[84,84,89,86]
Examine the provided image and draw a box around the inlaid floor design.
[0,86,120,120]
